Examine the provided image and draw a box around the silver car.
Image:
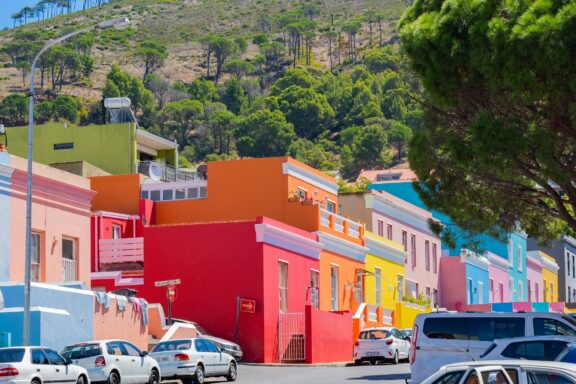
[172,319,243,361]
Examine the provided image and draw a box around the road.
[203,362,411,384]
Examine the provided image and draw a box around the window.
[194,339,208,353]
[150,190,161,201]
[425,240,430,271]
[0,349,24,363]
[509,277,514,301]
[31,349,49,365]
[528,279,532,302]
[527,372,574,384]
[141,190,149,199]
[499,282,504,303]
[468,318,525,341]
[111,224,121,239]
[569,287,572,304]
[31,232,41,282]
[375,268,382,307]
[518,246,523,272]
[199,187,207,198]
[426,286,431,301]
[310,270,319,309]
[359,329,391,339]
[202,340,219,353]
[501,340,568,361]
[535,283,539,302]
[430,371,466,384]
[518,281,524,301]
[423,318,469,340]
[331,265,339,311]
[490,279,494,301]
[297,188,307,199]
[568,252,571,274]
[377,220,384,237]
[402,231,408,252]
[534,318,576,336]
[43,349,66,365]
[62,237,77,281]
[61,344,102,360]
[478,281,484,304]
[411,234,416,267]
[188,188,198,199]
[120,342,141,357]
[279,262,288,312]
[550,282,554,301]
[175,188,186,200]
[355,271,363,303]
[397,275,404,300]
[573,255,575,277]
[326,201,335,213]
[106,342,126,356]
[467,279,473,304]
[386,224,393,240]
[432,244,438,274]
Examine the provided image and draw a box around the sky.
[1,0,40,30]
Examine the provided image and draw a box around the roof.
[359,168,417,183]
[445,359,576,371]
[492,335,576,343]
[136,129,178,150]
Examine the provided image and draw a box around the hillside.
[0,0,419,180]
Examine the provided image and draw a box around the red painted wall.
[305,305,353,363]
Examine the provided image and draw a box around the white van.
[409,312,576,384]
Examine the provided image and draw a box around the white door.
[106,341,136,383]
[194,339,218,376]
[30,349,55,383]
[393,329,408,358]
[43,349,76,384]
[203,340,228,374]
[120,342,148,383]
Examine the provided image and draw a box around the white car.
[353,327,410,365]
[422,360,576,384]
[171,319,243,361]
[61,340,159,384]
[149,338,236,384]
[0,346,89,384]
[479,336,576,361]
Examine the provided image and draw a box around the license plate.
[366,352,380,356]
[157,357,170,362]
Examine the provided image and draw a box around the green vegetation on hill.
[0,0,419,180]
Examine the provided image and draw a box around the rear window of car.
[152,340,192,352]
[359,330,391,340]
[423,317,525,341]
[61,344,102,359]
[502,341,568,361]
[0,348,25,363]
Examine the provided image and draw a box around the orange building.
[91,157,368,313]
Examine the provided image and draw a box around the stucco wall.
[305,305,352,363]
[489,264,510,303]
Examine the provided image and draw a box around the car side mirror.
[405,337,411,342]
[140,351,148,357]
[65,358,73,365]
[220,347,226,353]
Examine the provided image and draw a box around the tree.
[220,77,248,115]
[53,95,79,122]
[145,74,171,109]
[340,124,388,179]
[211,36,239,83]
[0,94,28,126]
[188,79,219,102]
[288,138,337,171]
[204,108,237,155]
[223,59,254,80]
[271,68,316,95]
[363,47,401,73]
[387,120,412,163]
[160,99,204,147]
[277,85,334,139]
[136,40,168,80]
[341,20,361,63]
[104,65,155,112]
[235,109,295,157]
[399,0,576,241]
[364,10,377,47]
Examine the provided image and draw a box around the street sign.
[167,284,177,303]
[154,279,181,287]
[240,299,256,313]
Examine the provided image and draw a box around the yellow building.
[540,251,559,302]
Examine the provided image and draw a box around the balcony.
[62,258,77,282]
[138,161,202,183]
[320,208,363,240]
[99,238,144,267]
[141,179,207,202]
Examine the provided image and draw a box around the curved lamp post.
[23,16,130,346]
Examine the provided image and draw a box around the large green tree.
[399,0,576,241]
[235,109,295,157]
[136,40,168,80]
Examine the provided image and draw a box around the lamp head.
[97,17,130,30]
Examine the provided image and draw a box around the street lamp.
[23,16,130,346]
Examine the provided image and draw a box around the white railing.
[383,308,393,325]
[62,258,77,282]
[367,304,378,322]
[141,180,207,202]
[319,208,362,239]
[99,238,144,264]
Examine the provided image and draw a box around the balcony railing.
[62,258,77,282]
[138,161,202,182]
[367,304,378,322]
[99,238,144,265]
[319,208,362,239]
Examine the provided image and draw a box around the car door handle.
[131,359,135,362]
[36,369,40,372]
[116,358,120,362]
[56,369,60,372]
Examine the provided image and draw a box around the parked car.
[171,319,243,361]
[422,360,576,384]
[400,329,413,340]
[61,340,160,384]
[410,312,576,384]
[555,343,576,363]
[149,338,237,384]
[0,346,90,384]
[479,336,575,361]
[353,327,410,365]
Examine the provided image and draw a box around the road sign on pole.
[240,298,256,313]
[167,284,177,302]
[155,279,181,325]
[154,279,181,287]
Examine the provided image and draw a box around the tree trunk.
[378,21,383,48]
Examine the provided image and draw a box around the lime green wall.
[7,122,137,175]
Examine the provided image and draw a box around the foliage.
[277,85,334,138]
[235,109,295,157]
[338,177,372,194]
[103,65,155,113]
[399,0,576,241]
[136,40,168,80]
[0,94,28,126]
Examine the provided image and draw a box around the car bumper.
[85,367,109,382]
[158,363,197,379]
[0,379,32,384]
[354,347,396,361]
[225,350,243,361]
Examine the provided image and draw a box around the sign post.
[155,279,181,325]
[235,297,256,343]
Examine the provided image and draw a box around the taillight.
[410,324,418,365]
[386,338,393,345]
[0,367,19,377]
[354,341,359,347]
[175,353,189,361]
[95,356,106,367]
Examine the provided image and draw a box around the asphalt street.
[202,362,411,384]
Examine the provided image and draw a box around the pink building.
[486,252,511,303]
[0,153,94,285]
[340,190,440,305]
[527,251,544,302]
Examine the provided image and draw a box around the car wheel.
[354,359,362,366]
[392,350,399,365]
[107,371,120,384]
[31,379,41,384]
[76,376,85,384]
[180,378,194,384]
[193,366,204,384]
[148,369,159,384]
[226,362,237,382]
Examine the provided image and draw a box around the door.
[43,349,76,384]
[120,342,147,383]
[194,339,217,376]
[106,341,135,383]
[393,329,408,358]
[202,340,228,374]
[31,349,53,383]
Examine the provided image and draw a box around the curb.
[239,362,353,368]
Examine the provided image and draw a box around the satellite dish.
[148,162,163,182]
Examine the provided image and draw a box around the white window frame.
[410,234,417,267]
[518,245,523,272]
[377,220,384,237]
[401,231,408,252]
[478,281,484,304]
[297,187,308,200]
[330,264,339,311]
[467,278,473,304]
[432,243,438,274]
[397,275,404,301]
[386,223,393,240]
[31,232,41,282]
[509,277,514,301]
[111,224,121,239]
[425,240,430,271]
[278,261,288,312]
[310,269,319,309]
[518,281,524,301]
[374,267,382,307]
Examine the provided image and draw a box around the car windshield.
[556,345,576,363]
[61,344,102,359]
[401,330,412,337]
[0,348,25,363]
[152,340,192,352]
[359,330,391,339]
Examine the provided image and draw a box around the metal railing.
[99,238,144,265]
[279,312,306,362]
[137,161,202,182]
[62,258,77,282]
